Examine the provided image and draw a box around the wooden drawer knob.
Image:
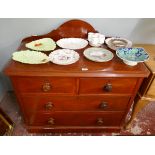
[48,118,55,125]
[103,83,112,92]
[45,102,53,110]
[100,102,108,109]
[97,118,104,125]
[42,82,52,92]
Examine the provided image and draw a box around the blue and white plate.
[116,47,149,66]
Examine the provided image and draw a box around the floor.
[0,92,155,136]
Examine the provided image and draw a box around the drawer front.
[79,78,137,94]
[20,95,130,114]
[28,112,124,126]
[11,77,76,94]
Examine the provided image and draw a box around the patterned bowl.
[116,47,149,66]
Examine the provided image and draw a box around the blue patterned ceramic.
[116,47,149,66]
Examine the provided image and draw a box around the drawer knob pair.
[45,102,53,110]
[48,118,55,125]
[42,83,52,92]
[103,83,112,92]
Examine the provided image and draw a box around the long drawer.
[11,77,76,94]
[79,77,137,94]
[20,94,130,114]
[28,112,124,126]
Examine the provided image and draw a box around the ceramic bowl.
[116,47,149,66]
[88,32,105,47]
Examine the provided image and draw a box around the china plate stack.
[12,50,49,64]
[49,49,80,65]
[25,38,56,51]
[56,38,88,50]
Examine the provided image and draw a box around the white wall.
[0,18,155,100]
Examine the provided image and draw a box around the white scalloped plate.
[56,38,88,50]
[49,49,80,65]
[25,38,56,51]
[12,50,49,64]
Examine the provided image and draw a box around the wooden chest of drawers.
[4,20,150,133]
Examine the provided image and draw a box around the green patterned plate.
[12,50,49,64]
[83,47,114,62]
[25,38,56,51]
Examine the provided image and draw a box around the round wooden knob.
[45,102,53,110]
[48,118,55,125]
[103,83,112,92]
[100,102,108,109]
[97,118,104,125]
[42,83,51,92]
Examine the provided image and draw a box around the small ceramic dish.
[12,50,49,64]
[116,47,149,66]
[83,47,114,62]
[88,32,105,47]
[25,38,56,51]
[105,37,132,50]
[56,38,88,50]
[49,49,80,65]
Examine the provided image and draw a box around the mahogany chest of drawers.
[4,20,150,133]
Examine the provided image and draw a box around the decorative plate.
[83,47,114,62]
[49,49,80,65]
[12,50,49,64]
[105,37,132,50]
[56,38,88,50]
[25,38,56,51]
[116,47,149,66]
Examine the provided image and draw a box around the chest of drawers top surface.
[4,45,149,78]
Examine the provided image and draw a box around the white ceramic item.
[56,38,88,50]
[88,32,105,47]
[105,37,132,50]
[83,47,114,62]
[49,49,80,65]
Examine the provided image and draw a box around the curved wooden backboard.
[22,19,96,43]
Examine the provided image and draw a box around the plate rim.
[12,50,49,64]
[83,47,114,62]
[25,38,56,52]
[49,49,80,65]
[105,37,132,50]
[56,38,88,50]
[116,47,150,62]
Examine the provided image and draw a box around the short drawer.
[79,78,137,94]
[28,112,124,126]
[20,95,130,114]
[11,77,76,94]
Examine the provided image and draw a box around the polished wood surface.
[79,77,138,94]
[20,94,130,113]
[11,77,76,94]
[4,20,150,133]
[29,112,124,126]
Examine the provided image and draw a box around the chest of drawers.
[4,20,150,133]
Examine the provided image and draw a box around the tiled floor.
[0,92,155,136]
